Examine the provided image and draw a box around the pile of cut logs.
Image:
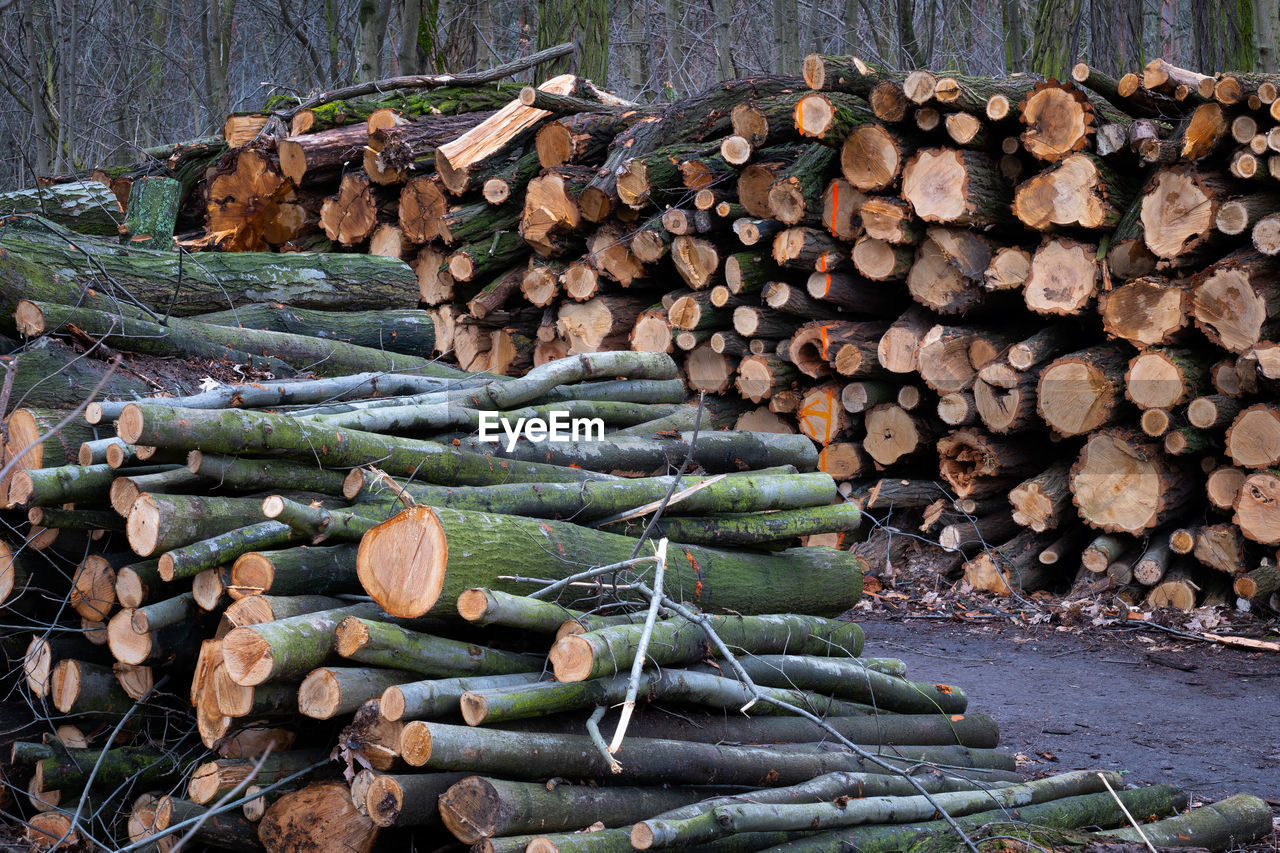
[0,356,1271,850]
[1,48,1279,851]
[11,52,1280,613]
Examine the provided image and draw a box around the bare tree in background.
[0,0,1273,190]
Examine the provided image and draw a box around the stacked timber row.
[1,354,1271,850]
[13,55,1280,613]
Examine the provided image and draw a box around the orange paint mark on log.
[950,714,965,721]
[936,684,952,694]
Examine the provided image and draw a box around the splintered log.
[355,504,864,619]
[1098,276,1191,348]
[558,295,645,353]
[859,196,920,243]
[916,325,984,394]
[1009,463,1073,532]
[983,246,1031,291]
[1012,153,1134,230]
[906,231,985,315]
[1019,81,1096,162]
[1037,344,1129,436]
[258,782,377,853]
[974,364,1038,434]
[1141,166,1234,263]
[1023,237,1098,315]
[876,306,933,374]
[1191,250,1280,353]
[520,166,593,256]
[788,320,887,378]
[936,430,1039,498]
[1235,471,1280,544]
[900,149,1010,228]
[1071,428,1194,534]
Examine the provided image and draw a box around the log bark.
[335,616,541,676]
[399,720,1015,783]
[355,504,864,619]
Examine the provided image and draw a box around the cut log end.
[356,506,448,618]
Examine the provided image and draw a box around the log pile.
[1,50,1278,851]
[15,53,1279,614]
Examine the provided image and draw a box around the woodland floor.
[859,611,1280,848]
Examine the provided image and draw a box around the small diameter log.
[618,503,863,548]
[126,494,285,558]
[380,673,544,722]
[356,505,865,620]
[1147,564,1201,610]
[876,306,933,374]
[808,271,903,316]
[859,196,920,243]
[1009,463,1072,533]
[119,403,614,488]
[772,226,843,270]
[335,617,541,677]
[1037,344,1129,436]
[222,603,387,686]
[50,659,134,715]
[456,588,587,632]
[822,178,865,240]
[399,720,1016,783]
[1205,465,1246,510]
[362,772,468,828]
[549,613,862,683]
[1071,428,1194,535]
[440,776,711,844]
[1104,793,1273,850]
[736,353,799,403]
[650,770,1118,847]
[1234,562,1280,599]
[299,667,410,719]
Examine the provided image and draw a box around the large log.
[1098,275,1192,348]
[900,149,1011,228]
[355,504,865,619]
[1071,428,1194,534]
[0,222,420,315]
[1037,344,1129,436]
[1191,249,1280,353]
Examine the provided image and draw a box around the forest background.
[1,0,1274,191]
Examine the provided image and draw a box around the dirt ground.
[859,613,1280,808]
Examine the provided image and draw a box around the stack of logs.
[2,355,1272,851]
[19,53,1280,613]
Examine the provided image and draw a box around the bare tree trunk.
[1031,0,1084,79]
[20,0,54,176]
[1192,0,1254,72]
[625,1,652,98]
[203,0,237,122]
[1088,0,1143,76]
[538,0,609,82]
[1257,0,1279,70]
[398,0,422,73]
[712,0,737,81]
[358,0,395,81]
[895,0,928,68]
[1003,0,1027,71]
[663,0,685,98]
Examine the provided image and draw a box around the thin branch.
[275,42,575,119]
[586,706,621,775]
[608,537,668,755]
